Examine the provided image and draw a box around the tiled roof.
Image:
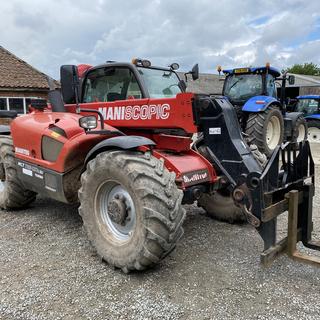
[0,46,58,90]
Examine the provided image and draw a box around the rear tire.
[79,150,185,272]
[198,190,246,224]
[0,135,36,209]
[245,106,284,157]
[307,120,320,143]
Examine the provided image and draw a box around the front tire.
[245,106,284,157]
[0,135,36,209]
[292,115,307,145]
[79,150,185,272]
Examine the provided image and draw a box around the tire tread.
[79,150,185,272]
[0,135,36,209]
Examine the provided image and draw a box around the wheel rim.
[266,115,281,150]
[308,127,320,143]
[297,124,306,142]
[97,181,136,242]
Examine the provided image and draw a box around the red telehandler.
[0,59,318,272]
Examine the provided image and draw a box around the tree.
[283,63,320,76]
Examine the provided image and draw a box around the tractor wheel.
[78,150,185,272]
[307,120,320,143]
[0,135,36,209]
[292,116,307,143]
[245,106,284,157]
[198,190,246,224]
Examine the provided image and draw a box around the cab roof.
[86,62,173,73]
[223,66,281,77]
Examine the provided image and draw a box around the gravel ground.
[1,165,320,320]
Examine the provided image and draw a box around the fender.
[305,114,320,120]
[85,135,156,165]
[285,112,304,123]
[242,95,281,112]
[0,125,10,135]
[284,112,304,138]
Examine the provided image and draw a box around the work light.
[79,116,97,130]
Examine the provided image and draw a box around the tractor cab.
[217,65,305,158]
[295,95,320,116]
[294,95,320,143]
[222,66,280,105]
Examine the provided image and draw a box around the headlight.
[79,116,97,130]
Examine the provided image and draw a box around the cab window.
[296,99,319,115]
[223,74,262,102]
[83,67,142,102]
[137,67,182,98]
[266,74,276,97]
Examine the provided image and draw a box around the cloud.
[0,0,319,79]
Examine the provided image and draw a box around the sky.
[1,0,320,79]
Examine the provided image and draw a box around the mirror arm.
[73,73,81,114]
[178,79,187,92]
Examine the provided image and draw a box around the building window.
[25,98,34,109]
[9,98,24,113]
[0,97,42,114]
[0,98,6,110]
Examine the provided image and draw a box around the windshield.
[82,67,142,102]
[137,67,181,98]
[224,74,263,102]
[296,99,319,115]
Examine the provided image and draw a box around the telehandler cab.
[0,59,318,272]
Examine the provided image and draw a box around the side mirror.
[184,63,199,82]
[288,75,295,85]
[191,63,199,81]
[60,65,80,104]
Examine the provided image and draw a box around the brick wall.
[0,90,48,99]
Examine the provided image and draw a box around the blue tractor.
[221,66,307,157]
[294,95,320,143]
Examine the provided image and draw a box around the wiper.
[228,78,241,91]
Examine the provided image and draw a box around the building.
[0,46,57,114]
[285,73,320,98]
[178,72,224,95]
